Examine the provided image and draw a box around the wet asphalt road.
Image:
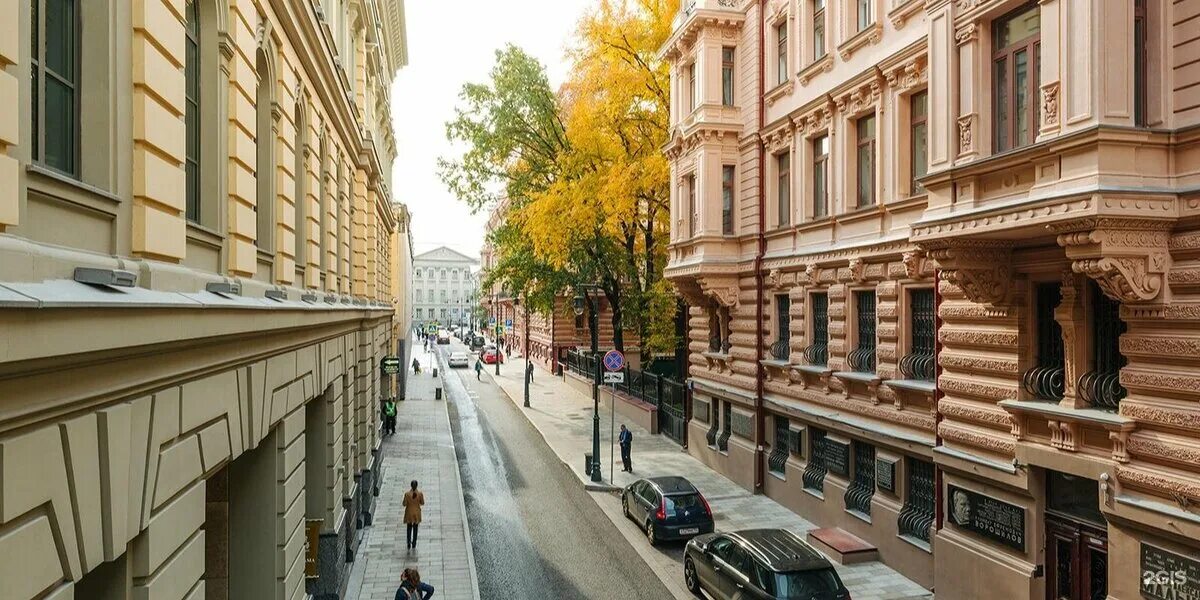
[435,340,673,600]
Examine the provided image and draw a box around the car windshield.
[775,568,843,599]
[451,353,467,359]
[663,493,701,514]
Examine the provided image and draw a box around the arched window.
[185,0,200,221]
[293,93,306,275]
[255,44,276,252]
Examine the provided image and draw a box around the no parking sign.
[602,350,624,372]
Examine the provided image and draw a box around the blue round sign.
[602,350,625,372]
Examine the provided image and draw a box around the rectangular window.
[805,292,829,366]
[1080,282,1127,411]
[902,289,935,381]
[185,1,201,222]
[993,4,1041,152]
[722,165,735,234]
[813,0,826,59]
[31,0,80,176]
[772,295,791,360]
[802,427,828,492]
[812,135,829,218]
[1022,282,1064,401]
[898,457,935,543]
[857,0,873,31]
[776,23,788,85]
[910,91,928,194]
[850,291,876,373]
[687,174,697,237]
[844,440,876,515]
[1134,0,1147,126]
[856,114,876,208]
[768,415,790,474]
[688,63,697,112]
[722,47,735,106]
[777,152,790,226]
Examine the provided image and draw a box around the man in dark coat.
[618,424,633,473]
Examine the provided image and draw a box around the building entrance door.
[1045,514,1108,600]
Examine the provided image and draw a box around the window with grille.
[804,293,829,366]
[722,47,735,106]
[849,291,876,373]
[718,402,732,452]
[898,457,935,542]
[706,400,720,447]
[772,295,791,360]
[722,166,735,234]
[31,0,80,176]
[900,289,935,381]
[1079,283,1127,411]
[1022,282,1064,401]
[812,135,829,219]
[802,427,828,492]
[993,3,1041,152]
[844,441,875,516]
[768,415,790,474]
[856,114,876,209]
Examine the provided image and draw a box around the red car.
[481,346,504,365]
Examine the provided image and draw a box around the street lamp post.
[573,285,603,483]
[493,292,501,376]
[522,298,531,408]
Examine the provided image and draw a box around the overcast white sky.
[389,0,593,262]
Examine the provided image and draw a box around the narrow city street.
[433,339,673,599]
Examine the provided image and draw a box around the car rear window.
[775,568,843,599]
[663,493,701,513]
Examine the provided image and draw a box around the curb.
[434,350,484,600]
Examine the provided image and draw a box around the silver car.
[447,352,470,368]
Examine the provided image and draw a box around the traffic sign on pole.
[602,350,625,372]
[603,371,625,384]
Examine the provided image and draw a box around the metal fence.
[563,349,688,445]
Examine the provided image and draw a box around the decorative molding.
[835,74,884,117]
[957,114,975,155]
[838,22,883,62]
[794,100,835,135]
[797,54,834,85]
[902,250,927,280]
[888,0,926,29]
[885,54,928,92]
[699,276,740,308]
[1056,219,1173,303]
[764,124,795,154]
[1041,82,1060,126]
[928,241,1013,305]
[847,258,866,282]
[765,79,795,107]
[954,23,978,46]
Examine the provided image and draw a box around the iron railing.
[802,429,828,492]
[850,291,877,373]
[706,412,719,447]
[708,335,723,352]
[807,294,829,366]
[803,342,828,366]
[1079,284,1127,411]
[1022,282,1065,401]
[768,416,790,474]
[901,289,935,381]
[898,457,935,543]
[843,441,875,515]
[770,339,791,361]
[563,349,689,444]
[718,403,731,452]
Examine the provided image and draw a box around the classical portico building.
[663,0,1200,598]
[0,0,409,599]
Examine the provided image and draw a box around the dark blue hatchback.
[621,476,714,545]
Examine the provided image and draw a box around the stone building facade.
[0,0,408,599]
[411,246,478,331]
[663,0,1200,598]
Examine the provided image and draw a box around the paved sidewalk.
[345,349,481,600]
[482,352,932,600]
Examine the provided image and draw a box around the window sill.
[792,364,832,376]
[764,79,794,106]
[837,21,883,61]
[845,508,872,524]
[887,0,925,29]
[839,204,884,225]
[796,216,834,232]
[802,487,824,500]
[897,533,933,553]
[833,371,882,386]
[768,470,786,481]
[798,54,833,85]
[186,222,225,250]
[760,359,791,369]
[883,379,935,395]
[26,163,121,217]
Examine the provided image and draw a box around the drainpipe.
[754,0,768,493]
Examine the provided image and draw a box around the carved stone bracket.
[1055,218,1173,303]
[902,250,928,280]
[927,241,1014,306]
[847,258,866,283]
[699,276,740,308]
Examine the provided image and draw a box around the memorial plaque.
[1141,543,1200,600]
[305,519,322,578]
[876,458,897,493]
[946,485,1026,552]
[822,438,850,477]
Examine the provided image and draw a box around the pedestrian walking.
[411,357,421,374]
[382,398,397,436]
[394,568,435,600]
[525,360,534,383]
[619,424,633,472]
[402,480,424,549]
[474,357,483,381]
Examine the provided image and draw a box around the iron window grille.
[804,293,829,366]
[1078,283,1127,411]
[772,295,791,360]
[706,400,720,447]
[1022,282,1065,401]
[848,291,876,373]
[718,402,732,452]
[768,416,790,474]
[802,428,828,492]
[898,457,935,543]
[900,289,935,381]
[844,441,876,516]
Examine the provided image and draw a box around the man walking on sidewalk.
[619,424,633,473]
[474,357,483,380]
[403,480,425,549]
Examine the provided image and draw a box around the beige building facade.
[0,0,408,599]
[664,0,1200,598]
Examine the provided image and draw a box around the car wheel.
[622,495,630,519]
[645,521,657,546]
[684,557,702,597]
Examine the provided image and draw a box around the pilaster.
[0,0,19,230]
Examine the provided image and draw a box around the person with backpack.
[394,568,435,600]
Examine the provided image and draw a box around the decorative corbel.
[1054,217,1172,303]
[901,250,927,280]
[699,276,740,308]
[927,241,1014,306]
[847,258,866,283]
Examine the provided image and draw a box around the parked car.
[621,476,713,545]
[481,345,504,364]
[447,352,470,368]
[437,329,451,344]
[684,528,851,600]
